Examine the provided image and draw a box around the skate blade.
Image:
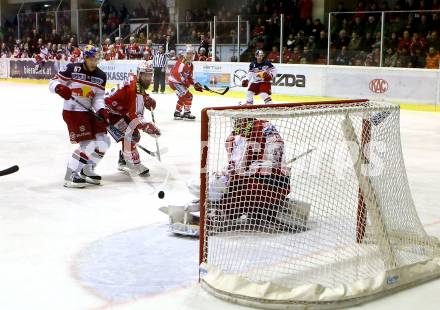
[64,181,86,188]
[173,117,183,120]
[83,176,101,185]
[183,118,196,121]
[118,166,150,177]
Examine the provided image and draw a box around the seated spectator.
[286,34,295,50]
[385,32,399,51]
[294,31,306,49]
[333,29,350,49]
[291,46,303,64]
[372,32,382,49]
[399,31,412,51]
[348,32,362,52]
[411,47,426,68]
[425,47,440,68]
[409,32,427,54]
[384,48,398,67]
[334,46,349,65]
[360,32,375,52]
[267,46,280,63]
[351,16,364,37]
[365,15,380,36]
[397,47,411,67]
[417,14,430,37]
[427,31,440,51]
[388,15,405,36]
[283,47,293,63]
[365,47,381,66]
[303,45,314,63]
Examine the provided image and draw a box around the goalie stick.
[70,96,162,159]
[286,147,316,164]
[0,165,19,176]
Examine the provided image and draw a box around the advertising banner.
[3,58,439,108]
[0,58,9,78]
[8,59,56,79]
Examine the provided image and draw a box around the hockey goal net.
[199,99,440,309]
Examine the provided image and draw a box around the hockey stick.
[286,147,316,165]
[70,97,160,159]
[0,165,19,176]
[150,109,161,162]
[203,85,230,95]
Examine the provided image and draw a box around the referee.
[152,45,169,93]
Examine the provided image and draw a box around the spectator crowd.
[1,0,440,69]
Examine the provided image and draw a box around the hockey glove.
[194,82,203,92]
[55,84,72,100]
[141,121,161,138]
[144,95,156,111]
[263,72,273,81]
[97,108,110,125]
[241,79,249,87]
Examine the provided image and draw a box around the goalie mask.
[233,117,256,137]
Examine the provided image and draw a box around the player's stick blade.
[0,165,19,177]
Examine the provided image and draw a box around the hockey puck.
[158,191,165,199]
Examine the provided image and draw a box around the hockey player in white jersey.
[49,45,110,188]
[241,50,277,105]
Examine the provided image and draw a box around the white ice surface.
[0,81,439,310]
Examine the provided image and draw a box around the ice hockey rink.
[0,80,439,310]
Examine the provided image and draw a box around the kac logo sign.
[369,79,389,93]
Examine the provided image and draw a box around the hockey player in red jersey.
[160,116,292,236]
[219,117,290,220]
[241,50,277,104]
[104,61,161,176]
[49,45,110,188]
[168,46,203,120]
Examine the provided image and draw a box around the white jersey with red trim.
[246,60,277,83]
[49,62,107,112]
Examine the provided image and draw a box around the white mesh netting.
[199,101,440,309]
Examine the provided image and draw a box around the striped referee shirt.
[152,50,170,68]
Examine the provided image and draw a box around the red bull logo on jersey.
[71,86,95,98]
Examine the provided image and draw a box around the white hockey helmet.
[137,60,153,75]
